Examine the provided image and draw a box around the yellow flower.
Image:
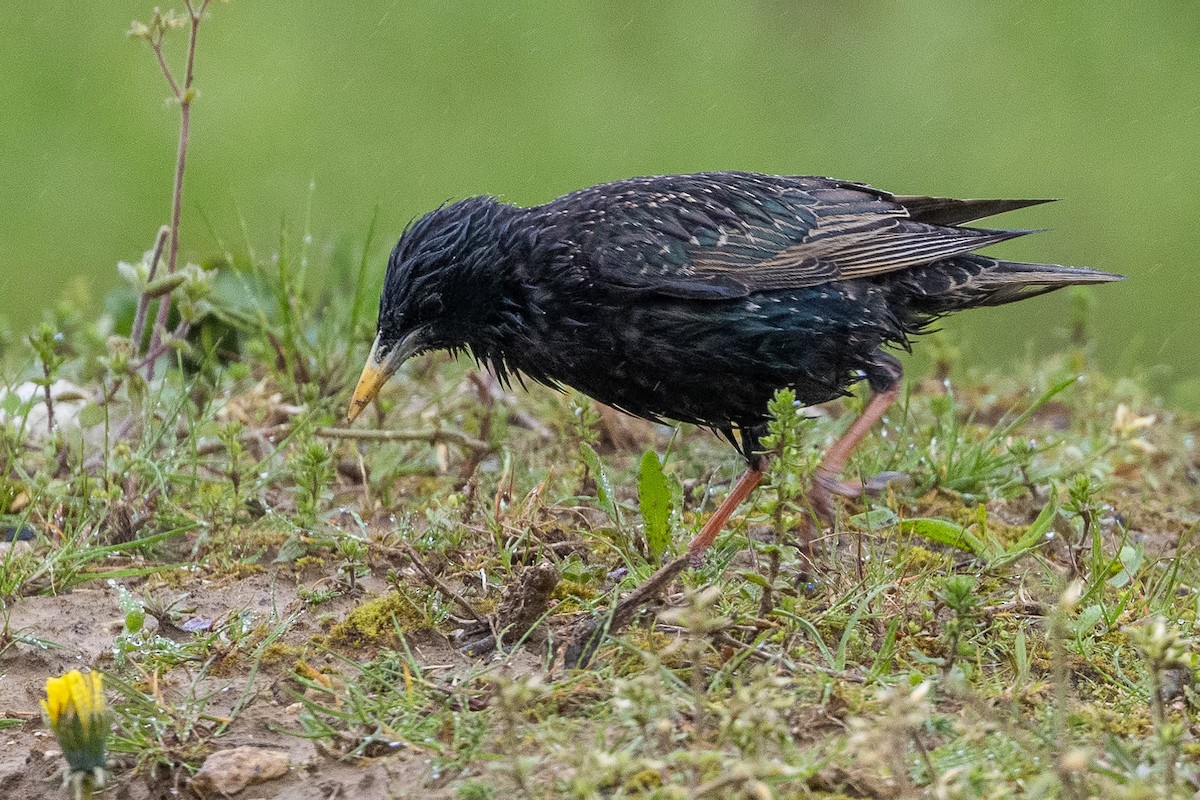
[41,670,109,779]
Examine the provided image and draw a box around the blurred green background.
[1,2,1196,403]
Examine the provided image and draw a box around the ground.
[0,277,1197,798]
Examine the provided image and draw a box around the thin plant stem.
[40,354,55,435]
[146,0,210,381]
[129,226,169,355]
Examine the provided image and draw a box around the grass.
[3,239,1198,796]
[3,6,1197,797]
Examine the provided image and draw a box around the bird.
[347,171,1121,659]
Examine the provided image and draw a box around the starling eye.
[417,293,444,319]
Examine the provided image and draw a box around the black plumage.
[350,171,1122,665]
[350,171,1121,465]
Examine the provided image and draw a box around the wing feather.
[550,173,1050,299]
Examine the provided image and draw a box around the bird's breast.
[482,285,899,429]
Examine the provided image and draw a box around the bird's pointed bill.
[347,335,414,423]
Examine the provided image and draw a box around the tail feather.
[892,255,1124,319]
[894,196,1054,227]
[969,259,1124,306]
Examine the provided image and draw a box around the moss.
[325,591,430,647]
[899,544,952,572]
[552,578,598,603]
[226,562,265,580]
[206,649,243,677]
[293,555,326,572]
[261,641,303,665]
[144,567,202,589]
[623,767,663,792]
[1070,703,1151,737]
[473,596,499,615]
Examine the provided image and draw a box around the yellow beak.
[346,336,403,423]
[347,367,388,424]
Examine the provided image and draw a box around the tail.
[891,254,1124,318]
[868,191,1123,318]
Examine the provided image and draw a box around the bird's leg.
[564,435,766,669]
[685,465,765,566]
[566,362,904,670]
[807,357,904,526]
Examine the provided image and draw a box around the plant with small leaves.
[755,388,818,613]
[28,323,68,435]
[217,421,248,526]
[126,1,226,380]
[490,673,548,796]
[568,393,606,496]
[1047,580,1091,799]
[1068,286,1095,370]
[713,667,793,758]
[1126,617,1196,793]
[334,534,369,593]
[843,681,932,795]
[659,585,729,738]
[292,441,334,529]
[611,670,679,755]
[937,574,980,677]
[1065,472,1106,580]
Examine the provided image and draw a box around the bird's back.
[491,172,1119,431]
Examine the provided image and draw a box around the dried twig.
[563,553,692,669]
[375,540,490,629]
[313,425,490,454]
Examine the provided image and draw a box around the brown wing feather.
[690,216,1034,292]
[558,173,1055,299]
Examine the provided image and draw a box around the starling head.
[347,196,511,422]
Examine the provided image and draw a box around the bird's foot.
[808,469,908,526]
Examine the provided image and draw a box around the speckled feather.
[374,172,1122,459]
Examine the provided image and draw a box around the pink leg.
[566,368,904,668]
[686,466,765,565]
[808,382,902,525]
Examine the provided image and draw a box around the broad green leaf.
[1014,628,1029,686]
[143,272,188,298]
[737,570,772,590]
[77,402,105,428]
[1107,544,1144,588]
[274,534,309,564]
[901,517,993,559]
[848,507,898,531]
[638,450,672,561]
[578,443,618,523]
[1075,603,1105,637]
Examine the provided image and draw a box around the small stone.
[191,746,289,795]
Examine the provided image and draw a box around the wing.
[557,172,1049,300]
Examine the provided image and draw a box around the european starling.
[347,172,1121,656]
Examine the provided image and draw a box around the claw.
[862,470,908,493]
[807,469,909,527]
